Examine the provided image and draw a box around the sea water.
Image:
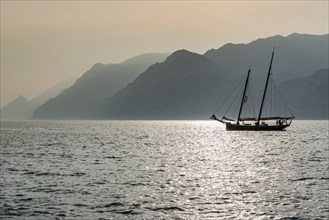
[0,120,328,219]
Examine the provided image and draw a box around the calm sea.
[0,120,328,219]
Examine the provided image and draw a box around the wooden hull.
[226,123,289,131]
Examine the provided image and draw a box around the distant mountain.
[0,96,35,120]
[205,33,328,83]
[31,77,76,106]
[33,53,169,119]
[96,34,328,120]
[0,78,76,120]
[122,53,171,66]
[278,68,328,119]
[97,50,229,119]
[32,33,329,120]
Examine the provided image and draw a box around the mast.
[237,68,251,123]
[257,48,275,124]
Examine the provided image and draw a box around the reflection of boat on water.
[211,48,294,131]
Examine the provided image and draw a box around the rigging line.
[265,78,272,118]
[248,87,252,117]
[249,73,256,117]
[267,78,272,117]
[245,85,250,118]
[246,83,252,118]
[269,78,272,117]
[272,79,276,117]
[223,84,244,118]
[213,73,247,114]
[276,94,280,116]
[276,87,284,115]
[270,78,276,116]
[272,79,277,117]
[272,79,295,117]
[277,91,281,116]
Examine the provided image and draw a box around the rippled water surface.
[1,120,328,219]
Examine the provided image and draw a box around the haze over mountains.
[98,50,229,119]
[278,68,328,119]
[2,33,328,120]
[32,53,169,119]
[205,33,328,83]
[97,33,328,120]
[1,78,76,120]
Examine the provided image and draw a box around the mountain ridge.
[96,33,328,120]
[97,50,230,119]
[278,68,328,119]
[1,77,76,120]
[33,53,170,119]
[204,33,328,82]
[12,33,329,120]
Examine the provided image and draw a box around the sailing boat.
[211,48,294,131]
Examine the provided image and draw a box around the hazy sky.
[1,1,328,107]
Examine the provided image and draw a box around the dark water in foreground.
[1,120,328,219]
